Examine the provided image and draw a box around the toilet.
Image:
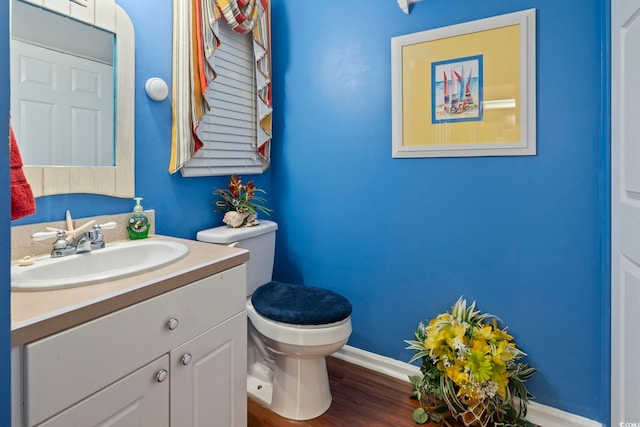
[196,220,352,420]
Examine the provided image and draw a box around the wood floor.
[247,356,465,427]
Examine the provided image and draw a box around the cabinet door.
[170,312,247,427]
[37,356,169,427]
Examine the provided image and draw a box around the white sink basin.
[12,239,190,291]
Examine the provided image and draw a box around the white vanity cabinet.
[14,264,247,427]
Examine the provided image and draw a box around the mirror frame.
[17,0,135,198]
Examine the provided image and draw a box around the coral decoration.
[214,174,272,227]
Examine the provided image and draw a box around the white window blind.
[181,21,267,177]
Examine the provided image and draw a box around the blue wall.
[269,0,608,423]
[1,2,11,425]
[6,0,609,424]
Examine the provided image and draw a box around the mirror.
[11,0,115,167]
[10,0,135,198]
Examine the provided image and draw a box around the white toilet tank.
[196,220,278,296]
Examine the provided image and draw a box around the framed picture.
[391,9,536,158]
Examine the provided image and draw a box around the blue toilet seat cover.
[251,281,352,325]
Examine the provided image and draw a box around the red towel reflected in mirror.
[10,125,35,220]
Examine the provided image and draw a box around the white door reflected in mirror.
[9,0,136,198]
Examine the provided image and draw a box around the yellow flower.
[446,363,470,387]
[470,336,491,354]
[491,319,513,341]
[493,340,516,363]
[465,349,493,383]
[492,370,511,398]
[443,323,467,348]
[423,330,439,350]
[473,324,495,342]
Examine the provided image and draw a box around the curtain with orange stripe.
[170,0,272,174]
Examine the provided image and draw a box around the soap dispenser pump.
[127,197,150,240]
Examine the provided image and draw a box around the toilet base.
[247,356,332,421]
[247,374,273,407]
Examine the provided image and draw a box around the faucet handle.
[32,230,63,241]
[97,221,117,230]
[32,229,70,249]
[90,222,117,242]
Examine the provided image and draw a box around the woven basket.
[451,398,492,427]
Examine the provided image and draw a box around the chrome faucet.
[33,221,117,258]
[49,227,100,257]
[72,232,93,255]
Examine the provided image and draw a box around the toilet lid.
[251,281,352,325]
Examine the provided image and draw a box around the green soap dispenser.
[128,197,150,240]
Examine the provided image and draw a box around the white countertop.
[11,235,249,346]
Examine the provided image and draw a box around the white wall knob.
[145,77,169,101]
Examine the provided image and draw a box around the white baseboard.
[523,401,604,427]
[332,343,421,380]
[332,345,603,427]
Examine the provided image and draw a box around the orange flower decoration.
[214,174,272,216]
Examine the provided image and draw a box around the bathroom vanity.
[10,236,249,427]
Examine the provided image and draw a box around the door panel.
[37,356,169,427]
[170,312,247,427]
[612,0,640,424]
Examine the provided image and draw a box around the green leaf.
[408,375,423,387]
[413,408,429,424]
[429,412,442,422]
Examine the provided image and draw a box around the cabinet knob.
[167,318,179,330]
[181,353,192,365]
[156,369,168,382]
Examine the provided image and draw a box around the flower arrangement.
[214,174,272,227]
[405,297,536,427]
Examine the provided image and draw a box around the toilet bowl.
[196,220,352,420]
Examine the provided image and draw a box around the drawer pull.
[167,318,179,330]
[156,369,168,383]
[181,353,192,365]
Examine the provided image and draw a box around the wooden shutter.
[182,22,267,177]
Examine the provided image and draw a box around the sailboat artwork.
[432,55,483,124]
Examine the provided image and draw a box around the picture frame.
[391,9,536,158]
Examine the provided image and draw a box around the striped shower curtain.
[170,0,272,174]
